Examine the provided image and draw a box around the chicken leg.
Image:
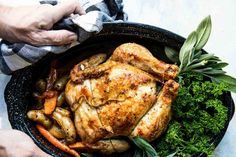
[130,79,179,141]
[70,139,130,154]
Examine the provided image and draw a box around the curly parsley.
[155,72,228,156]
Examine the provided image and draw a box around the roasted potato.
[27,110,52,129]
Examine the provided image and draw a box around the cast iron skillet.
[5,22,235,157]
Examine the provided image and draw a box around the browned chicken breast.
[65,43,179,154]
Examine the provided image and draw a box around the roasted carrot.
[36,124,80,157]
[44,91,58,115]
[43,90,57,99]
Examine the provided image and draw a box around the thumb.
[36,30,77,46]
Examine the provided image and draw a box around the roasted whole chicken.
[65,43,179,154]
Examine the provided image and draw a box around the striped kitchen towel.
[0,0,127,74]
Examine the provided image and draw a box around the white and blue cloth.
[0,0,127,74]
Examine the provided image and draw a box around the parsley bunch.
[155,72,228,156]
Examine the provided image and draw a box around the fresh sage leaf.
[212,74,236,85]
[179,31,197,71]
[198,53,215,61]
[191,58,200,64]
[81,153,95,157]
[211,74,236,93]
[132,137,159,157]
[187,48,195,66]
[195,15,212,51]
[166,152,177,157]
[204,56,221,62]
[194,50,202,58]
[164,46,179,63]
[187,61,209,70]
[208,62,228,69]
[207,59,222,63]
[134,148,144,157]
[179,31,197,62]
[190,48,195,61]
[228,86,236,93]
[192,67,213,73]
[203,69,226,75]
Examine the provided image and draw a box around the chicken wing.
[110,43,179,81]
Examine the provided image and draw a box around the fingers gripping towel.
[0,0,127,74]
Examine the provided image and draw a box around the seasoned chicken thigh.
[65,43,179,153]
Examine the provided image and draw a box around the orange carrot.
[36,124,80,157]
[44,91,58,115]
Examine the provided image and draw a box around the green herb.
[165,15,236,92]
[195,15,212,51]
[166,152,177,157]
[134,147,144,157]
[179,31,197,71]
[132,137,159,157]
[81,153,96,157]
[211,74,236,92]
[164,47,179,63]
[155,72,228,156]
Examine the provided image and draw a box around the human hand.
[0,129,51,157]
[0,0,85,45]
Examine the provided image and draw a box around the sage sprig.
[195,15,212,51]
[164,47,179,63]
[134,147,145,157]
[132,137,159,157]
[165,15,236,93]
[81,153,95,157]
[179,31,197,71]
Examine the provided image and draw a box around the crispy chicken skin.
[71,43,179,83]
[66,62,157,143]
[65,43,179,153]
[130,79,179,141]
[110,43,179,81]
[83,139,130,154]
